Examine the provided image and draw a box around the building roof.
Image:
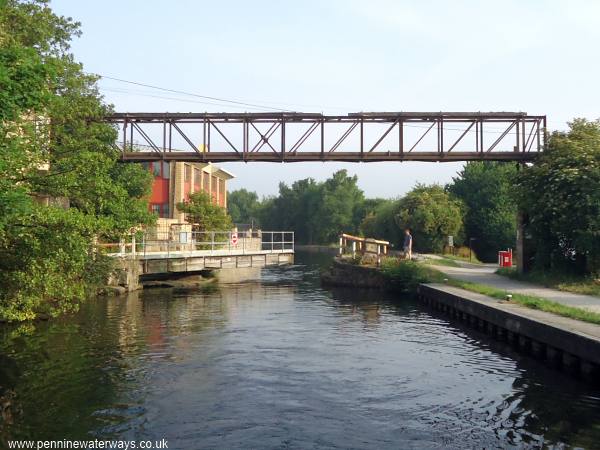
[208,164,235,180]
[214,167,235,180]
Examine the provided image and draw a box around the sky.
[51,0,600,198]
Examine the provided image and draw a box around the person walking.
[403,229,413,260]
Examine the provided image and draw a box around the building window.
[219,178,225,206]
[162,161,170,179]
[203,170,210,192]
[161,203,170,218]
[211,176,218,204]
[185,164,191,182]
[152,162,161,177]
[194,168,200,191]
[151,204,160,215]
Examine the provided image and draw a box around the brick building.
[143,161,234,222]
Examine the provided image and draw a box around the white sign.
[231,232,238,245]
[448,235,454,247]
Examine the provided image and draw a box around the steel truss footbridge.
[106,111,546,163]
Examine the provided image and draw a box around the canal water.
[1,251,600,449]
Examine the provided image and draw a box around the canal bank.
[323,258,600,382]
[418,283,600,382]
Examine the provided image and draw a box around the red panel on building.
[147,162,171,218]
[151,178,169,204]
[184,164,192,200]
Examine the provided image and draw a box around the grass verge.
[444,276,600,325]
[439,253,483,265]
[381,259,600,325]
[421,257,462,268]
[496,267,600,297]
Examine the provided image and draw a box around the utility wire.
[101,87,278,112]
[97,74,293,112]
[96,73,565,134]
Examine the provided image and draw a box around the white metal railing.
[104,230,294,258]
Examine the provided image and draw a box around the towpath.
[424,255,600,313]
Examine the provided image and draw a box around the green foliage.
[515,119,600,275]
[395,184,464,253]
[360,199,402,245]
[0,0,154,321]
[227,188,260,225]
[448,162,517,262]
[446,246,481,263]
[258,169,365,244]
[0,44,54,122]
[177,191,233,232]
[380,259,444,293]
[234,177,465,250]
[0,207,101,321]
[318,170,365,243]
[266,177,323,243]
[360,185,464,252]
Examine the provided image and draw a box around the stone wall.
[105,257,142,294]
[321,258,385,289]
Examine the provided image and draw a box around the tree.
[267,178,323,243]
[227,188,260,226]
[257,170,366,244]
[177,191,233,232]
[360,199,402,245]
[0,0,154,321]
[395,184,464,253]
[515,119,600,275]
[448,162,517,262]
[317,170,365,243]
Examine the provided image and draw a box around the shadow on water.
[0,250,599,449]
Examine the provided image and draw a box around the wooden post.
[352,241,356,258]
[339,236,343,255]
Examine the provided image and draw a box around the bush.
[395,184,464,253]
[381,259,443,293]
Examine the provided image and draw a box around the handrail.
[341,233,390,246]
[339,233,389,266]
[102,230,295,258]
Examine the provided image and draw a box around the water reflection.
[1,251,600,449]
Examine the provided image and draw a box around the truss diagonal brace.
[368,119,399,153]
[487,121,516,152]
[209,121,240,154]
[132,122,161,153]
[446,122,475,153]
[171,122,201,153]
